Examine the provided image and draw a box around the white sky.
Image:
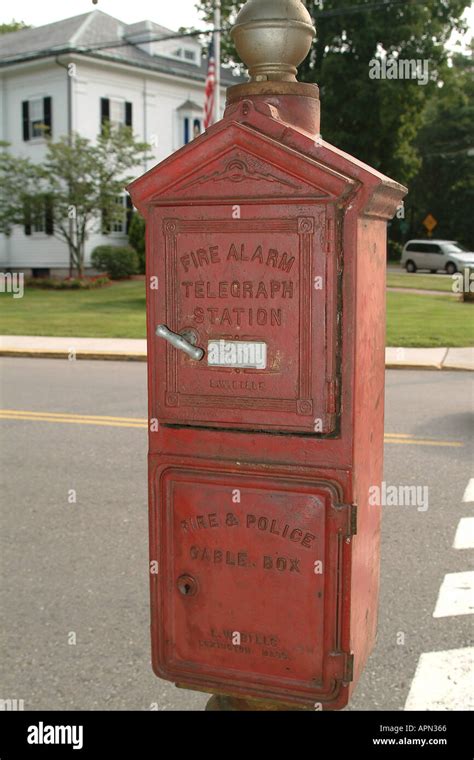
[1,0,472,46]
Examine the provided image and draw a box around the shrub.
[88,276,111,288]
[91,245,139,279]
[387,240,403,262]
[26,276,110,290]
[128,213,146,274]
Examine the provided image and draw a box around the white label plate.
[207,340,267,370]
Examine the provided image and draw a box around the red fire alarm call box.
[128,7,406,711]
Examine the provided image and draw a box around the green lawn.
[0,282,472,347]
[387,272,454,292]
[0,281,146,339]
[387,272,453,293]
[387,291,474,347]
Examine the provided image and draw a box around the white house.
[0,10,238,275]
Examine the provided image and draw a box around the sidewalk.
[0,335,473,371]
[385,346,473,371]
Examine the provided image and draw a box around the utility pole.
[215,0,221,122]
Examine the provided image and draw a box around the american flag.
[204,38,216,129]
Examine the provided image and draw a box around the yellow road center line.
[384,438,463,448]
[0,410,146,423]
[0,410,464,446]
[0,413,146,429]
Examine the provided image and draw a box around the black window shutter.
[22,101,30,141]
[24,198,32,236]
[45,196,54,235]
[101,207,110,235]
[125,101,132,128]
[101,98,110,130]
[43,97,52,137]
[126,195,134,234]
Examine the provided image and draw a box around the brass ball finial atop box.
[231,0,316,83]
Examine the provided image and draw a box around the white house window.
[30,99,44,138]
[193,118,202,139]
[111,194,128,234]
[102,194,133,236]
[110,99,126,128]
[183,117,203,145]
[101,98,133,131]
[32,198,46,234]
[22,97,52,141]
[24,195,54,236]
[181,114,203,146]
[177,100,204,147]
[184,49,197,62]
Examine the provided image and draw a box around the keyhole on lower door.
[177,574,198,597]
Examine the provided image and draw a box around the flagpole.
[214,0,221,122]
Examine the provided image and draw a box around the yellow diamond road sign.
[423,214,438,233]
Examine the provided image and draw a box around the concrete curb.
[0,337,473,370]
[0,336,147,363]
[385,347,447,371]
[442,347,474,372]
[0,349,147,362]
[385,347,474,372]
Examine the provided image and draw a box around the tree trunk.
[77,241,85,279]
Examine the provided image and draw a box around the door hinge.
[344,653,355,683]
[326,216,335,255]
[340,503,357,540]
[350,504,358,537]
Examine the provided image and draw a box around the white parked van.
[401,240,474,274]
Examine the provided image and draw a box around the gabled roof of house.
[0,10,241,86]
[177,99,204,112]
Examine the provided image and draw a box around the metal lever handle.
[156,324,204,361]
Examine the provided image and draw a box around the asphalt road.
[0,359,472,711]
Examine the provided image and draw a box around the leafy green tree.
[196,0,245,62]
[0,20,30,34]
[406,52,474,247]
[196,0,469,186]
[39,125,151,277]
[0,142,39,235]
[128,212,146,274]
